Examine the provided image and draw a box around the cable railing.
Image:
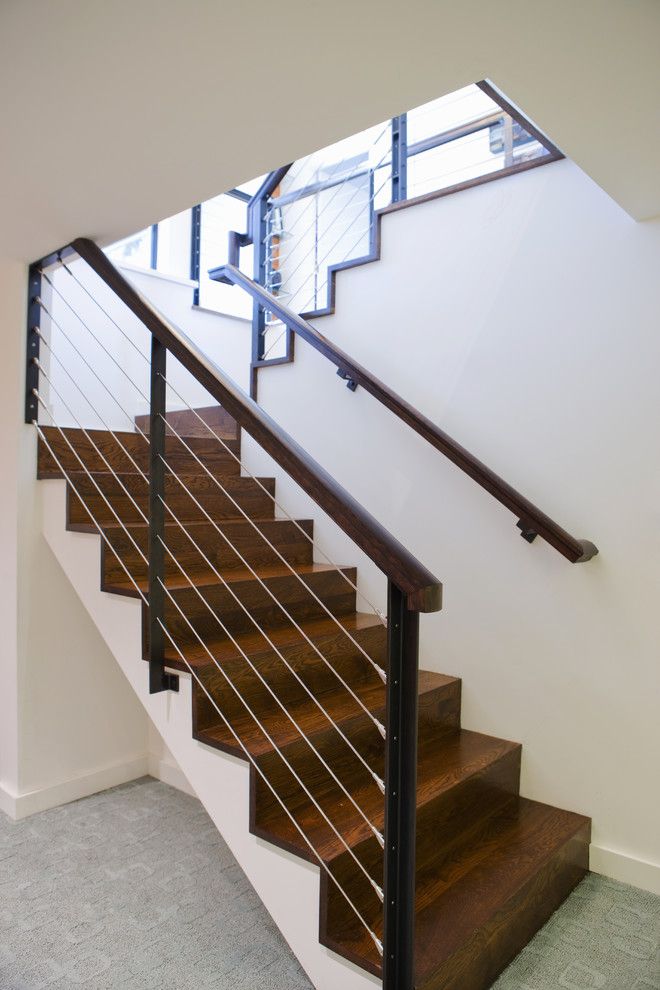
[33,423,386,955]
[27,236,443,989]
[220,80,563,379]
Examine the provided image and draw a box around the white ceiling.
[1,0,658,263]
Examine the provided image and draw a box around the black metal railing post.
[148,336,179,694]
[25,263,43,424]
[250,189,269,366]
[190,205,202,307]
[382,581,419,990]
[391,114,408,204]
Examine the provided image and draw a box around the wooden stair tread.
[107,560,353,595]
[253,727,517,864]
[66,473,277,528]
[38,428,241,478]
[196,673,388,758]
[162,611,385,668]
[135,404,239,440]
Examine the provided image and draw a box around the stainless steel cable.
[33,400,384,893]
[33,421,383,956]
[42,270,388,705]
[32,359,386,805]
[261,159,393,360]
[38,283,150,405]
[159,581,385,893]
[58,258,387,629]
[158,436,387,736]
[159,624,384,956]
[264,118,391,249]
[158,375,387,626]
[269,128,393,305]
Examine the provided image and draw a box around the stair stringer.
[40,476,379,990]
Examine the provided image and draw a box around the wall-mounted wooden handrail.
[209,263,598,564]
[70,237,442,612]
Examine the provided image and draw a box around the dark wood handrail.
[209,263,598,564]
[70,237,442,612]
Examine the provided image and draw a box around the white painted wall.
[0,260,151,820]
[44,261,251,432]
[245,158,660,890]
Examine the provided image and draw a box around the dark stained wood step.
[252,725,514,867]
[190,613,388,726]
[65,472,276,528]
[38,427,240,478]
[321,796,590,986]
[141,563,358,646]
[101,518,314,587]
[134,404,239,439]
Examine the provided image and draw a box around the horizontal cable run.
[33,421,383,956]
[33,396,384,894]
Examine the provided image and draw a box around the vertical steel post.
[250,191,269,364]
[150,223,159,271]
[148,336,178,694]
[391,114,408,204]
[25,263,42,424]
[190,205,202,306]
[382,581,419,990]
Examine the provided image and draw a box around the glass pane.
[406,84,550,200]
[105,229,151,269]
[407,84,497,146]
[156,209,192,279]
[198,193,252,318]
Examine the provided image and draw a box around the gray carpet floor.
[0,778,658,989]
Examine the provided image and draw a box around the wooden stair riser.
[101,519,315,587]
[192,623,388,735]
[143,567,357,647]
[134,404,239,439]
[67,475,276,528]
[414,805,591,990]
[38,429,241,478]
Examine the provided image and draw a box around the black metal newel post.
[149,336,179,694]
[25,263,43,424]
[391,114,408,204]
[382,581,419,990]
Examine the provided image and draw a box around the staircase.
[36,400,590,990]
[27,233,600,990]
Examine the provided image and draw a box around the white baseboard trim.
[0,756,149,821]
[590,843,660,896]
[148,753,196,798]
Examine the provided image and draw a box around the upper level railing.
[103,81,562,375]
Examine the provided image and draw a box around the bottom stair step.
[322,796,590,988]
